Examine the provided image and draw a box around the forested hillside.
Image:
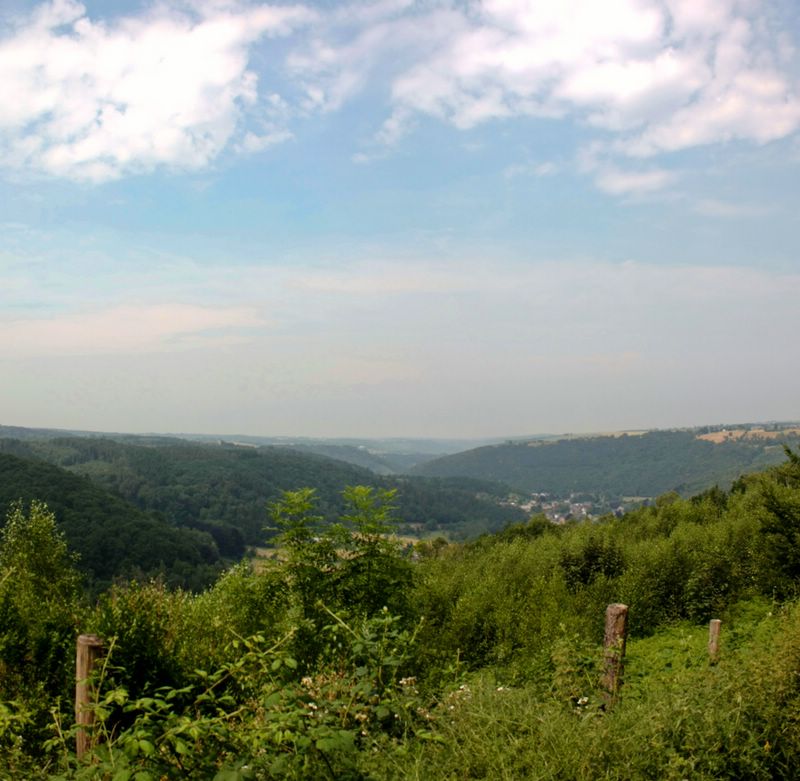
[411,428,800,497]
[4,451,800,778]
[0,453,222,590]
[0,436,524,549]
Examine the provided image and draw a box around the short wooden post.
[708,619,722,664]
[75,634,104,759]
[601,603,628,705]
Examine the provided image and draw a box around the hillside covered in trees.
[411,427,800,498]
[0,434,524,581]
[4,449,800,777]
[0,453,223,591]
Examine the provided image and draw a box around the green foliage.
[336,487,414,617]
[389,605,800,780]
[45,610,426,780]
[491,513,556,543]
[0,502,82,689]
[757,449,800,597]
[90,581,189,701]
[560,533,625,592]
[178,563,287,672]
[0,501,83,759]
[269,487,414,669]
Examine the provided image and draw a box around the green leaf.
[263,691,282,708]
[137,739,155,756]
[213,770,243,781]
[173,738,189,755]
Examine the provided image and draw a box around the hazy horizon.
[3,418,798,448]
[2,0,799,438]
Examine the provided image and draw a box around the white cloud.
[693,198,772,218]
[0,303,265,356]
[237,129,294,153]
[290,0,800,191]
[594,165,678,195]
[2,0,799,192]
[0,0,313,181]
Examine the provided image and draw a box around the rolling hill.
[410,427,800,498]
[0,452,223,590]
[0,434,525,546]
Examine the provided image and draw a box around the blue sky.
[1,0,799,438]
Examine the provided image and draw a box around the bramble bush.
[45,608,427,780]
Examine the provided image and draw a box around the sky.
[1,0,799,439]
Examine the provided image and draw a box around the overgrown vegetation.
[3,451,800,778]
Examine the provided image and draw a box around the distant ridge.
[410,424,800,498]
[0,424,507,473]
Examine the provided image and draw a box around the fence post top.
[77,633,103,646]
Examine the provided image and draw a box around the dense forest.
[3,447,800,778]
[0,436,524,590]
[412,428,800,497]
[0,453,223,591]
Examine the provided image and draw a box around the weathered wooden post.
[75,634,104,759]
[708,619,722,664]
[601,603,628,705]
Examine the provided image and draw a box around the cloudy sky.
[1,0,799,438]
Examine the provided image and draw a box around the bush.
[0,501,82,755]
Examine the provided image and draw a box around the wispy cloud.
[0,303,265,356]
[693,198,773,219]
[2,251,799,435]
[594,166,678,195]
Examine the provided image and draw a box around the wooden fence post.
[708,619,721,664]
[601,603,628,705]
[75,634,104,760]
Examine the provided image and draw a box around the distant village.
[503,492,638,524]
